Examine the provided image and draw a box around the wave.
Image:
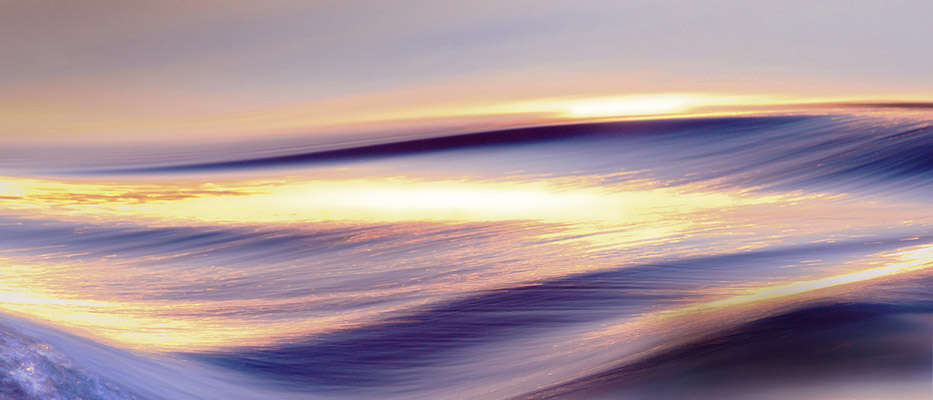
[0,313,324,400]
[2,265,928,400]
[516,300,933,400]
[84,116,808,174]
[75,114,933,198]
[190,236,931,393]
[0,321,134,400]
[1,109,931,399]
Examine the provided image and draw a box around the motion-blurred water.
[0,110,930,399]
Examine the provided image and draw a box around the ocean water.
[0,109,930,399]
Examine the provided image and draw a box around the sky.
[1,1,931,143]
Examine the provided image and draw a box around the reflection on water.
[0,111,930,399]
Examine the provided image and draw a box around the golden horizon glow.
[3,89,929,145]
[493,93,784,119]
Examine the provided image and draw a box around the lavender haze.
[0,2,931,400]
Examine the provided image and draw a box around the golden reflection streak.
[657,244,933,322]
[1,174,930,351]
[0,173,852,256]
[0,175,806,227]
[574,244,933,352]
[1,173,922,254]
[0,257,422,351]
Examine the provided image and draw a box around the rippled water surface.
[0,110,930,399]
